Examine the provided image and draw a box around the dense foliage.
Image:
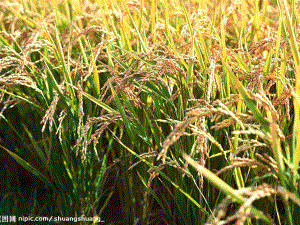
[1,0,300,224]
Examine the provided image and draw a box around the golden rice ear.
[41,91,60,133]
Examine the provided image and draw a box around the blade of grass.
[120,0,147,52]
[109,84,135,144]
[81,91,116,114]
[137,172,173,224]
[0,145,54,189]
[224,62,270,133]
[183,154,273,224]
[278,0,300,174]
[22,124,48,168]
[111,132,209,217]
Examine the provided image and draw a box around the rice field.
[1,0,300,224]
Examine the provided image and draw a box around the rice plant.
[1,0,300,224]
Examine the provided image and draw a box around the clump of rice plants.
[1,0,300,224]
